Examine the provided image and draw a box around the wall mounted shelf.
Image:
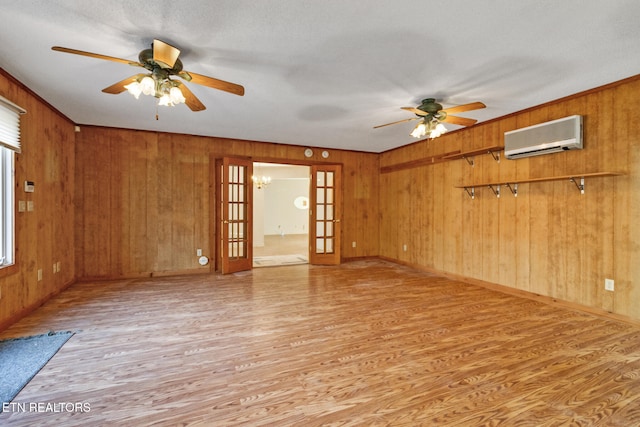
[441,145,504,166]
[381,145,505,173]
[380,150,461,174]
[455,172,624,199]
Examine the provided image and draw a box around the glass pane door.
[220,157,253,274]
[310,164,341,265]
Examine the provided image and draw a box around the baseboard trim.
[342,256,379,263]
[151,267,211,277]
[0,278,76,333]
[76,267,211,282]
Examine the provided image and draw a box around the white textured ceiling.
[1,0,639,153]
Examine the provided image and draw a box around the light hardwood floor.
[253,234,308,257]
[253,234,308,267]
[1,259,640,426]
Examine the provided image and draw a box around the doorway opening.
[252,162,310,267]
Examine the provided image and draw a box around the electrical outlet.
[37,269,42,281]
[403,244,408,252]
[197,249,202,257]
[352,241,356,248]
[56,261,61,273]
[605,278,614,292]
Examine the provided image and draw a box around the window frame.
[0,146,15,269]
[0,95,25,275]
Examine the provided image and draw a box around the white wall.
[253,185,265,246]
[263,178,309,235]
[252,164,310,246]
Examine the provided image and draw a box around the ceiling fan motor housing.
[139,49,184,73]
[419,98,447,121]
[419,98,443,113]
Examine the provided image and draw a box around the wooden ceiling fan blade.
[373,117,419,129]
[442,115,478,127]
[441,101,486,114]
[101,74,147,94]
[152,39,180,69]
[52,46,142,67]
[177,83,206,111]
[185,71,245,96]
[401,107,428,116]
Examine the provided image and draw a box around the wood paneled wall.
[0,71,76,330]
[379,75,640,321]
[74,128,380,279]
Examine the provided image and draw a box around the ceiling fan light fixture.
[125,74,186,107]
[124,81,142,99]
[140,76,156,96]
[431,122,447,138]
[156,81,186,107]
[410,120,428,138]
[169,86,185,104]
[158,93,173,106]
[410,119,447,139]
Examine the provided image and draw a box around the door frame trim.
[212,156,345,271]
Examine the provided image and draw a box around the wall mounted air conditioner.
[504,115,583,160]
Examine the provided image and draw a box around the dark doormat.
[0,331,74,411]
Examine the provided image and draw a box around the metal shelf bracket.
[463,186,475,199]
[570,177,585,194]
[489,150,500,163]
[506,183,518,197]
[462,155,474,167]
[487,184,501,198]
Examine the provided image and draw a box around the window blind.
[0,95,26,153]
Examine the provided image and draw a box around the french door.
[309,164,341,265]
[219,157,253,274]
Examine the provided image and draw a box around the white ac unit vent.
[504,115,583,160]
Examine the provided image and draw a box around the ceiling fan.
[374,98,486,138]
[52,39,244,112]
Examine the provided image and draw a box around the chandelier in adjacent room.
[252,175,272,189]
